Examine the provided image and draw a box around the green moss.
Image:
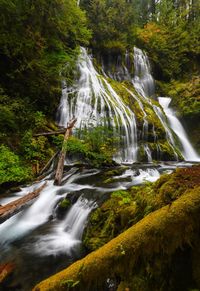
[84,166,200,253]
[33,180,200,291]
[59,198,71,210]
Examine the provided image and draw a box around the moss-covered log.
[33,185,200,291]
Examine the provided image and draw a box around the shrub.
[0,145,31,185]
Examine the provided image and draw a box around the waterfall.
[57,46,199,163]
[159,97,200,161]
[32,197,96,256]
[132,47,180,160]
[133,47,155,99]
[57,47,138,163]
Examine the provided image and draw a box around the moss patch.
[83,165,200,252]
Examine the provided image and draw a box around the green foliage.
[81,0,136,53]
[84,165,200,252]
[52,134,65,150]
[111,190,132,205]
[34,111,47,130]
[137,0,200,80]
[21,130,54,166]
[0,145,31,185]
[0,0,91,114]
[64,126,118,167]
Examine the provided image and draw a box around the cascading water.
[57,47,138,163]
[57,46,199,163]
[0,45,199,290]
[133,47,155,99]
[159,97,200,161]
[131,48,179,160]
[0,163,164,290]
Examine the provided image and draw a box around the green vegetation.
[0,145,31,186]
[0,0,91,185]
[81,0,136,53]
[65,126,118,167]
[58,198,71,210]
[84,165,200,251]
[0,0,199,184]
[33,165,200,291]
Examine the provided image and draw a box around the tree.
[0,0,91,115]
[81,0,136,53]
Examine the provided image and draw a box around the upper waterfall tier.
[56,47,199,163]
[133,47,155,99]
[57,47,138,163]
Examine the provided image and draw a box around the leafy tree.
[0,0,91,115]
[137,0,200,80]
[81,0,136,53]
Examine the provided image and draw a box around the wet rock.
[56,198,71,219]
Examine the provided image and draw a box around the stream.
[0,161,196,290]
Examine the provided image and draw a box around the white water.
[0,169,98,250]
[159,97,200,161]
[32,197,96,256]
[57,47,137,163]
[144,144,153,162]
[133,47,155,99]
[131,47,179,160]
[0,166,163,256]
[56,46,199,163]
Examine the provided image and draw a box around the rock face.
[33,165,200,291]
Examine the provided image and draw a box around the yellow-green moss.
[84,166,200,252]
[33,184,200,291]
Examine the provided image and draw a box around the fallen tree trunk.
[33,130,66,137]
[33,186,200,291]
[0,182,46,224]
[54,118,77,186]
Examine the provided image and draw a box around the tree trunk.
[0,182,46,224]
[54,118,77,186]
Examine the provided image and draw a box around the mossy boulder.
[56,198,71,219]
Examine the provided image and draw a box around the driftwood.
[54,118,77,186]
[33,129,66,137]
[0,182,46,224]
[33,186,200,291]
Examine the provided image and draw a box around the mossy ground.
[84,165,200,252]
[33,165,200,291]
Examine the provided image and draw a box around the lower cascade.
[0,47,199,290]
